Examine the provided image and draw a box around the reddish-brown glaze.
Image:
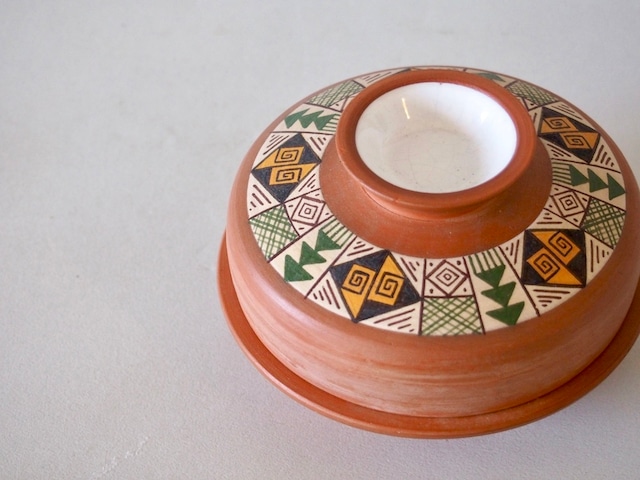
[226,173,639,417]
[219,241,640,437]
[321,137,551,257]
[326,70,552,257]
[335,70,539,218]
[221,69,640,425]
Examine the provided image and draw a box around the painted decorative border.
[245,67,627,336]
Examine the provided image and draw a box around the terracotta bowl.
[218,67,640,438]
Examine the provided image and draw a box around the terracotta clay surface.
[219,67,640,435]
[218,239,640,438]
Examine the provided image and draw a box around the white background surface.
[1,1,639,478]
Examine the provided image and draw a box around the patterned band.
[245,67,627,336]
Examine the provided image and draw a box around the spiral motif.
[529,251,561,280]
[271,167,302,184]
[274,146,303,165]
[548,232,577,259]
[544,117,574,131]
[370,272,403,305]
[561,133,591,149]
[343,266,375,295]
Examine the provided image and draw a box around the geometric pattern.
[581,198,625,247]
[566,164,625,201]
[283,107,339,134]
[359,305,422,334]
[249,205,298,260]
[424,258,473,297]
[585,235,613,282]
[525,286,578,314]
[302,133,333,158]
[285,193,332,235]
[308,275,350,317]
[548,157,628,207]
[307,80,364,109]
[549,187,589,226]
[549,160,627,226]
[468,250,527,327]
[329,251,421,321]
[507,80,557,107]
[287,195,326,225]
[591,138,618,169]
[247,174,279,217]
[251,133,321,203]
[538,108,601,164]
[521,230,587,287]
[421,297,483,335]
[284,230,341,282]
[245,67,628,336]
[319,217,353,249]
[268,217,354,297]
[545,100,592,126]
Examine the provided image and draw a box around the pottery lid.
[242,67,629,336]
[219,66,640,437]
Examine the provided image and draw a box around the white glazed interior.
[355,82,518,193]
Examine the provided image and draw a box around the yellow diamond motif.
[256,146,304,169]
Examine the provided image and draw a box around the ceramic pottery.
[218,67,640,438]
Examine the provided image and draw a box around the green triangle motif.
[299,241,326,266]
[607,174,625,200]
[475,265,505,288]
[315,230,341,252]
[482,282,516,307]
[487,302,525,326]
[284,109,337,130]
[588,169,608,192]
[569,165,589,186]
[284,255,313,282]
